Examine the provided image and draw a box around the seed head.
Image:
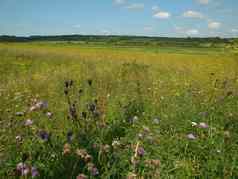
[63,143,71,155]
[127,172,137,179]
[76,149,88,159]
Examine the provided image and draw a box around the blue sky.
[0,0,238,37]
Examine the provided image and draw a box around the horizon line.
[0,34,236,39]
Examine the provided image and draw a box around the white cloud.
[126,3,144,10]
[183,10,204,19]
[231,29,238,33]
[208,22,221,29]
[197,0,209,5]
[114,0,126,5]
[152,5,160,11]
[186,29,199,35]
[153,11,171,19]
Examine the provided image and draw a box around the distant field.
[0,42,238,178]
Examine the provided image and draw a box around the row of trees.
[0,35,235,48]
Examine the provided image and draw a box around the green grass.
[0,42,238,178]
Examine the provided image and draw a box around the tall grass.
[0,43,238,178]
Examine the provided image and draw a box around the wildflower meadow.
[0,42,238,178]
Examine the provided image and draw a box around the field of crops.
[0,42,238,178]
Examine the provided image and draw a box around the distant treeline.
[0,35,237,47]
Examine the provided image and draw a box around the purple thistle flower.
[31,167,39,177]
[16,162,25,171]
[38,130,50,142]
[137,147,145,157]
[187,133,196,140]
[16,162,30,176]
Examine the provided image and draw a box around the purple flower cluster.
[16,163,39,177]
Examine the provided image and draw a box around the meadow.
[0,42,238,178]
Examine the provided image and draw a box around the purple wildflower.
[31,167,39,177]
[137,147,145,157]
[38,130,50,142]
[16,162,30,176]
[16,162,25,171]
[187,133,196,140]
